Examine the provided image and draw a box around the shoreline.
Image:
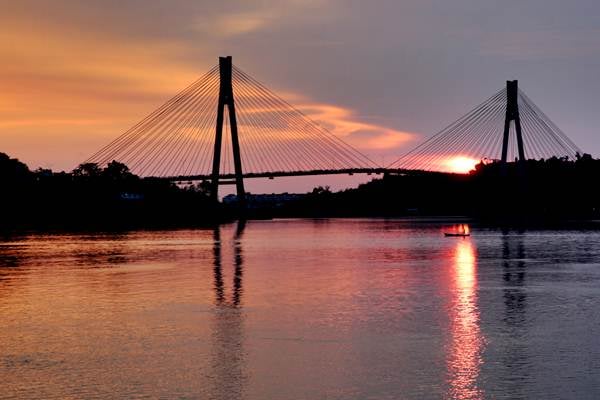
[3,215,600,235]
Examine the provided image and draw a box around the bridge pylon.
[211,56,246,204]
[501,80,525,163]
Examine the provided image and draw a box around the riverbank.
[2,151,600,230]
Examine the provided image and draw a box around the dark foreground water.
[1,219,600,399]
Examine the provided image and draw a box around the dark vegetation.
[0,153,222,229]
[246,154,600,224]
[1,151,599,229]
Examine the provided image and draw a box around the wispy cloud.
[207,12,272,37]
[298,103,416,152]
[192,0,335,37]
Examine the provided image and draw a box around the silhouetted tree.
[73,162,102,177]
[103,161,133,181]
[0,152,30,180]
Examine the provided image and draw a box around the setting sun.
[444,156,479,173]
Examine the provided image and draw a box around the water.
[1,219,600,399]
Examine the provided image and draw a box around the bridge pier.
[211,56,246,206]
[501,80,525,163]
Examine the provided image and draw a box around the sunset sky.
[1,0,599,191]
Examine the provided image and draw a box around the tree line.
[1,151,599,229]
[0,153,221,229]
[257,154,600,224]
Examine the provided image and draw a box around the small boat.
[444,232,470,237]
[444,224,470,237]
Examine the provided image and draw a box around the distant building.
[120,192,145,201]
[223,193,303,208]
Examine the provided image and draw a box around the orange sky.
[2,0,595,187]
[0,17,207,170]
[0,6,416,172]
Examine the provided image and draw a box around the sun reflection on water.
[446,239,485,400]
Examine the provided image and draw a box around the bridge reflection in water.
[212,221,245,307]
[210,220,247,399]
[446,237,485,400]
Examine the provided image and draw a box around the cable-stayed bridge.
[86,56,582,202]
[389,80,581,171]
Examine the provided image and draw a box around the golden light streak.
[446,238,485,400]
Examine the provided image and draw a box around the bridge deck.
[164,168,399,182]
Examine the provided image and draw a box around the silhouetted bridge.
[86,56,582,202]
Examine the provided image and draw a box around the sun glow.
[444,156,479,173]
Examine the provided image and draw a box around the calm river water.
[1,219,600,399]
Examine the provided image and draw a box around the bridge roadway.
[162,168,416,183]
